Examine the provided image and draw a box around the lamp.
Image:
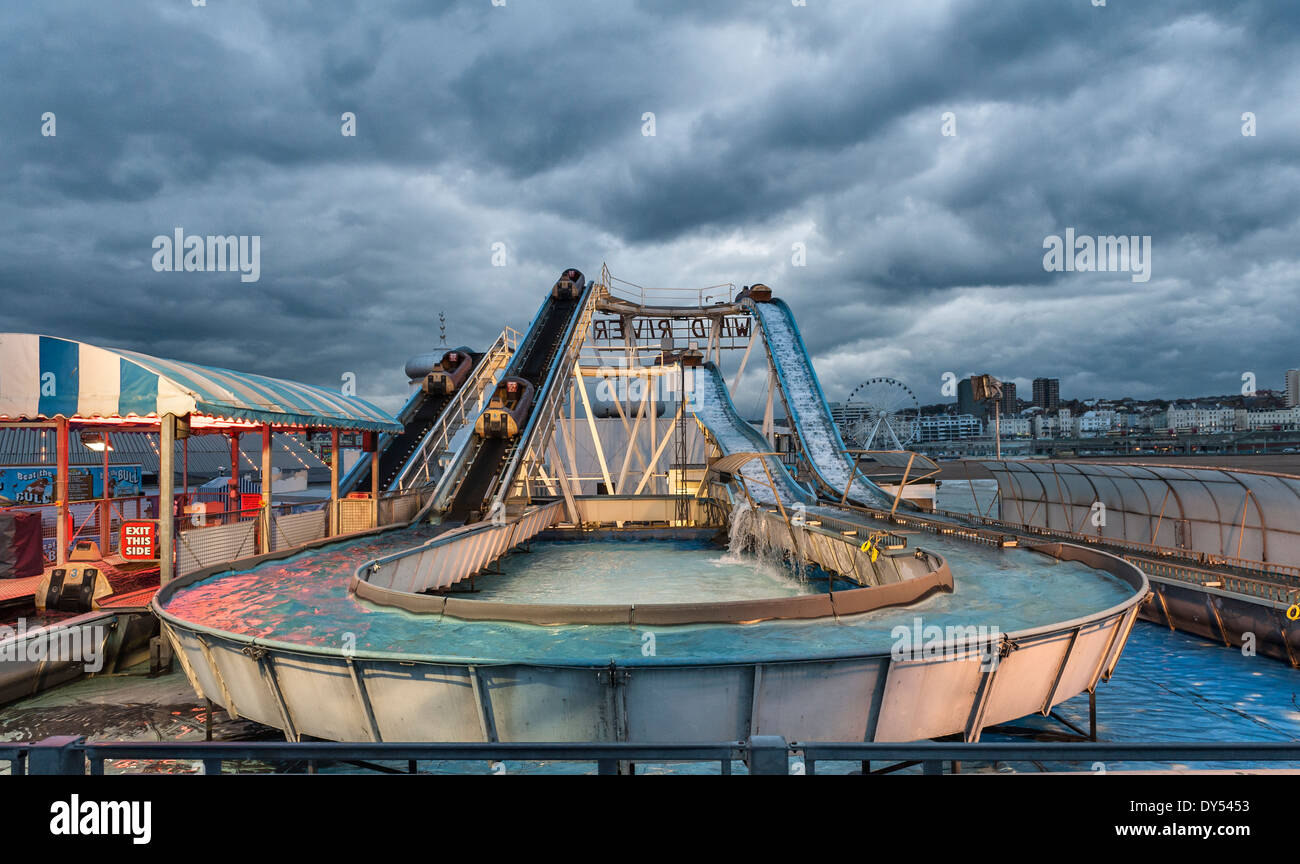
[79,430,113,452]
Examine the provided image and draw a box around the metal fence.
[5,736,1300,775]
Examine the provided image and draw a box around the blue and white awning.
[0,334,401,432]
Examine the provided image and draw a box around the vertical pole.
[229,432,241,518]
[160,414,175,585]
[763,369,776,446]
[99,430,111,555]
[56,417,69,566]
[1088,689,1098,742]
[648,374,658,494]
[182,434,190,512]
[330,428,340,536]
[370,445,380,528]
[260,424,273,554]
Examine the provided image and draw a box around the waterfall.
[726,500,808,580]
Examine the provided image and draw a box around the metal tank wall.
[155,542,1147,745]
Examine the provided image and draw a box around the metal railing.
[6,736,1300,775]
[490,281,598,510]
[600,263,736,310]
[931,506,1300,584]
[392,326,521,493]
[1128,555,1300,605]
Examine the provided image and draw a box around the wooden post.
[260,424,273,554]
[160,414,175,585]
[56,417,69,566]
[330,428,340,536]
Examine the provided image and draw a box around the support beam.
[575,373,615,495]
[260,424,273,554]
[370,445,380,526]
[98,430,111,555]
[648,378,658,493]
[890,453,916,518]
[762,368,776,446]
[547,443,581,523]
[616,382,648,494]
[731,327,758,393]
[329,429,340,536]
[607,372,649,481]
[634,401,683,495]
[159,414,176,585]
[56,417,69,566]
[228,432,241,516]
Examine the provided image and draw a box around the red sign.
[120,521,158,561]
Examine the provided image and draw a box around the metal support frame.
[259,423,273,555]
[330,429,340,536]
[160,414,176,584]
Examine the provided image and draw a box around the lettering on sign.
[119,521,158,561]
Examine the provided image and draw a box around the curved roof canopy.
[0,334,401,432]
[979,459,1300,566]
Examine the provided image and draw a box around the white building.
[1287,370,1300,409]
[1165,405,1242,433]
[997,417,1031,438]
[913,414,982,442]
[1072,409,1117,437]
[1245,405,1300,430]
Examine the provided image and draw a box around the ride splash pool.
[155,508,1148,745]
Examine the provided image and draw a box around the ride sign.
[120,521,158,561]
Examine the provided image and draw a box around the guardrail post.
[28,736,85,775]
[746,735,789,775]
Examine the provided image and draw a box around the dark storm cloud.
[1,0,1299,413]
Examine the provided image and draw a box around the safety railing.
[2,494,326,564]
[1127,555,1300,605]
[488,281,598,510]
[600,263,737,310]
[359,499,564,594]
[392,326,521,493]
[8,736,1300,776]
[931,506,1300,584]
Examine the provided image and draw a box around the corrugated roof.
[0,333,401,432]
[0,427,327,479]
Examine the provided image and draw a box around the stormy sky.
[2,0,1298,415]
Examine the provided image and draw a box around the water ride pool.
[161,531,1133,666]
[153,509,1146,744]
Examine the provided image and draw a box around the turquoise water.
[162,531,1135,665]
[472,539,839,603]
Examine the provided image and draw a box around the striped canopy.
[0,334,401,432]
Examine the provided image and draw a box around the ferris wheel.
[844,377,920,451]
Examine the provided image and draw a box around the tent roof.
[0,334,401,432]
[979,459,1300,565]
